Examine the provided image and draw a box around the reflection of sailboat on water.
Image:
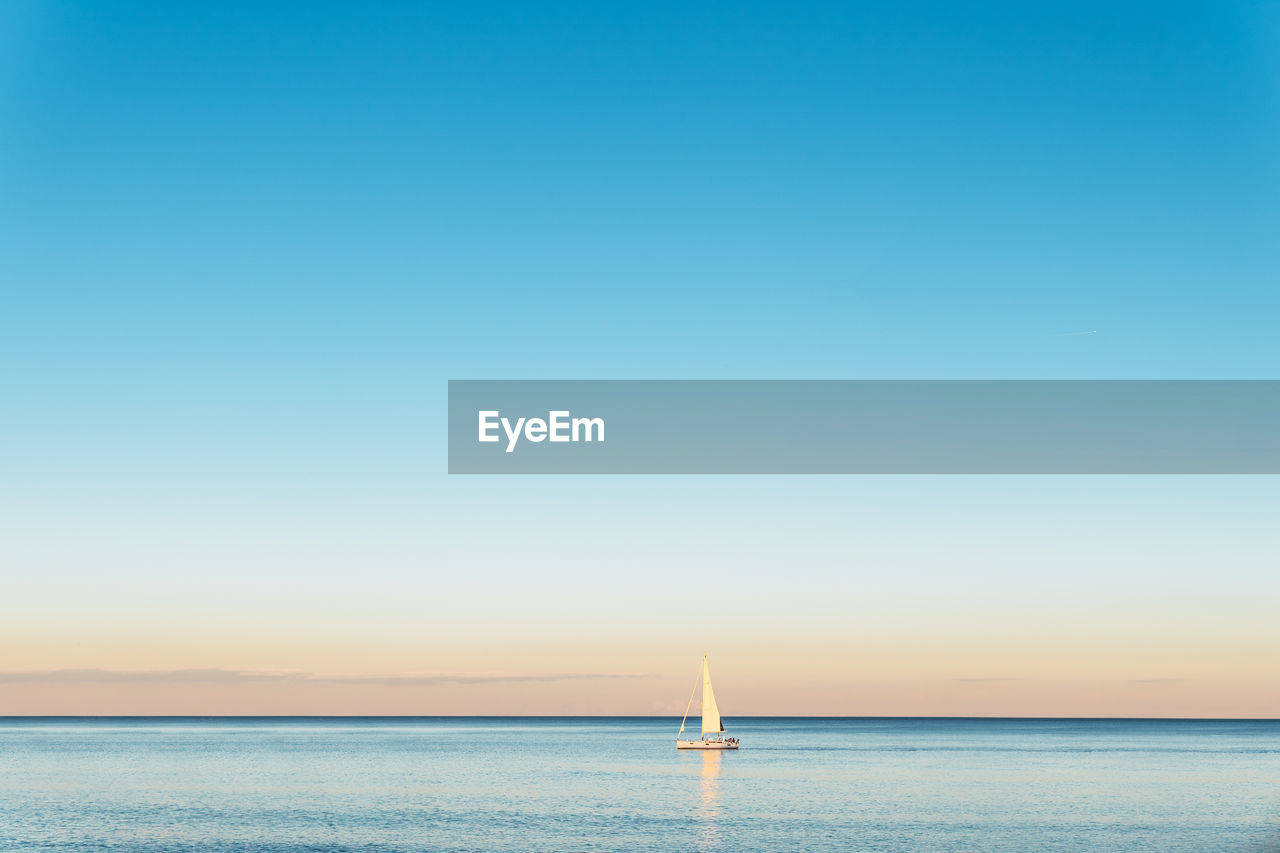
[696,750,722,844]
[676,654,740,749]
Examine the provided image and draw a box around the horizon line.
[3,714,1278,722]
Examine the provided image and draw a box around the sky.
[1,1,1278,716]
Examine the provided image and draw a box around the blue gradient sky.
[1,2,1278,714]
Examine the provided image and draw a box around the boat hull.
[676,739,739,750]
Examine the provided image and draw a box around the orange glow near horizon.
[4,627,1278,717]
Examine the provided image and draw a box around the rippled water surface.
[3,717,1279,852]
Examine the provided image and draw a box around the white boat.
[676,654,739,749]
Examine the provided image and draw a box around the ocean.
[2,717,1278,852]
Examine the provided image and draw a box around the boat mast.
[677,655,704,737]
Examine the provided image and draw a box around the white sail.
[676,654,738,749]
[700,655,723,735]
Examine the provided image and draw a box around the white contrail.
[1054,330,1098,337]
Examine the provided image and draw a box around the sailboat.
[676,654,740,749]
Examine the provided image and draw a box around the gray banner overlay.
[448,380,1280,474]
